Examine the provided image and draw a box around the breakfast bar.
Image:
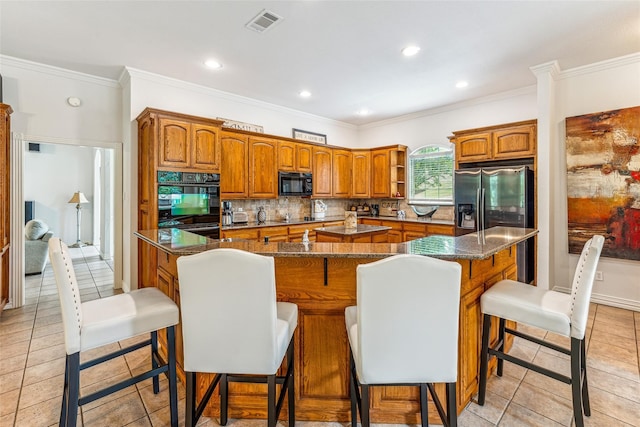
[135,226,537,424]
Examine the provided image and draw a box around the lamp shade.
[68,191,89,204]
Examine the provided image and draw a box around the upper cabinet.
[332,149,352,198]
[249,136,278,199]
[370,145,407,199]
[312,146,332,197]
[220,131,249,199]
[278,141,313,173]
[158,118,221,172]
[351,150,371,198]
[451,120,537,167]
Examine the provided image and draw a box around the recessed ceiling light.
[299,90,312,98]
[456,81,469,89]
[401,45,421,57]
[357,109,370,116]
[204,59,223,70]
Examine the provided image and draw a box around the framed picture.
[217,117,264,133]
[292,128,327,144]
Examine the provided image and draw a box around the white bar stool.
[345,254,462,427]
[48,238,180,427]
[478,235,604,427]
[177,248,298,427]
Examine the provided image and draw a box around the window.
[409,145,454,203]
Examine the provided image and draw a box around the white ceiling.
[1,1,639,125]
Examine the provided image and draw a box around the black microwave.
[278,172,313,196]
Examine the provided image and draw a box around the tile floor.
[1,245,639,426]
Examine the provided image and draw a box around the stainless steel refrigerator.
[455,166,535,283]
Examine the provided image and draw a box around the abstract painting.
[566,106,640,260]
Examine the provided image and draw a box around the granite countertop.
[221,215,454,230]
[314,224,392,236]
[136,226,537,260]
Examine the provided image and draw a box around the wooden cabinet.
[220,131,249,199]
[259,225,288,242]
[278,141,313,172]
[351,150,370,198]
[360,218,454,242]
[136,108,225,288]
[248,136,278,199]
[332,149,352,198]
[380,220,403,243]
[0,104,10,310]
[370,145,407,198]
[158,118,221,171]
[221,227,259,240]
[451,120,536,167]
[312,146,332,197]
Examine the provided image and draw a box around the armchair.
[25,219,54,275]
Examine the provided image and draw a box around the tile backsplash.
[223,197,454,223]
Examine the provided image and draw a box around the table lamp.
[68,191,89,248]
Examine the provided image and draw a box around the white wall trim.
[20,134,122,148]
[558,52,640,80]
[359,85,537,130]
[0,55,120,88]
[123,67,357,130]
[553,286,640,312]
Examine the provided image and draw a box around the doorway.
[10,134,123,308]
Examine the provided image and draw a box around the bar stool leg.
[478,313,491,405]
[349,352,358,427]
[497,318,506,376]
[287,341,295,426]
[447,382,457,427]
[361,384,370,427]
[419,384,428,427]
[267,374,276,427]
[185,372,197,427]
[151,331,159,394]
[66,352,80,427]
[581,338,591,416]
[60,356,70,426]
[571,337,585,427]
[167,326,178,427]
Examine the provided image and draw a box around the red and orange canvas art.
[566,106,640,260]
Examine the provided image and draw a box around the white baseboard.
[553,286,640,312]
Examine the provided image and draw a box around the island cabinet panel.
[351,150,371,198]
[248,136,278,198]
[312,146,333,197]
[220,131,249,198]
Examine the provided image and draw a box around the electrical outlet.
[595,271,604,281]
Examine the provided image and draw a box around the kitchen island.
[136,226,537,424]
[315,223,391,243]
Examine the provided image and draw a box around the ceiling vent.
[245,9,283,33]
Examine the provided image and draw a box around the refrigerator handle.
[476,188,481,233]
[481,188,486,230]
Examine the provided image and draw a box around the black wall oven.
[157,171,220,239]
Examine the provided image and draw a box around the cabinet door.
[370,149,390,198]
[455,133,491,164]
[332,149,352,197]
[351,150,370,198]
[249,137,278,198]
[191,124,221,171]
[492,124,536,159]
[296,143,313,172]
[459,284,484,405]
[312,146,333,197]
[221,228,259,240]
[278,140,296,172]
[159,118,190,168]
[220,131,249,198]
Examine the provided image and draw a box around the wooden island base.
[189,251,516,424]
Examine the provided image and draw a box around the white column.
[530,61,561,291]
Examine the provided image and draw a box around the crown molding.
[360,85,536,130]
[0,55,120,88]
[123,67,356,130]
[530,60,562,80]
[558,52,640,80]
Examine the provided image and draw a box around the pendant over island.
[135,226,537,424]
